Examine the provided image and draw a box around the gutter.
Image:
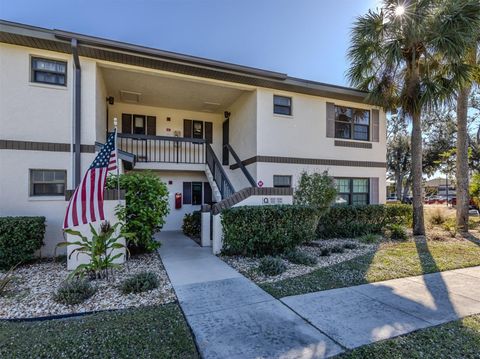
[71,38,81,187]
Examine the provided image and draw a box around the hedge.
[0,217,45,269]
[182,211,201,239]
[317,204,412,238]
[221,205,325,256]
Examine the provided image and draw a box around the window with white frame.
[334,106,370,141]
[30,169,66,196]
[273,95,292,115]
[335,178,369,205]
[31,57,67,86]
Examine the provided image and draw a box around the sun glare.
[395,5,405,17]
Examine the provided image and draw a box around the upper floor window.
[273,175,292,188]
[274,95,292,116]
[31,57,67,86]
[30,169,66,197]
[335,106,370,141]
[335,178,369,206]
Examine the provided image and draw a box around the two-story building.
[0,20,387,256]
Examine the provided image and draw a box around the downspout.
[71,39,81,187]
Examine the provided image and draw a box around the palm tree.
[456,43,479,233]
[347,0,480,235]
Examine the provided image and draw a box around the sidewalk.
[157,231,342,359]
[282,266,480,349]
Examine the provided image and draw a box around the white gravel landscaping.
[0,253,176,319]
[221,239,377,283]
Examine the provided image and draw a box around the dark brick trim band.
[334,140,372,149]
[212,187,293,215]
[0,140,95,153]
[65,189,125,201]
[230,155,386,170]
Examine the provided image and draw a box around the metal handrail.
[206,144,235,199]
[224,144,257,187]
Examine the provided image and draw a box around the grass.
[0,303,198,359]
[260,239,480,298]
[337,314,480,358]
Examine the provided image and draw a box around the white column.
[212,213,223,254]
[201,210,211,247]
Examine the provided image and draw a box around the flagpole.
[113,117,120,205]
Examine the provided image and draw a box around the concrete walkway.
[158,231,480,358]
[157,231,343,359]
[282,266,480,350]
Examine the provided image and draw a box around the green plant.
[389,224,408,241]
[53,278,95,305]
[343,242,358,250]
[319,248,332,256]
[258,256,287,276]
[359,233,380,244]
[0,264,18,296]
[222,205,325,256]
[182,212,201,239]
[443,218,458,238]
[107,172,169,252]
[121,271,159,294]
[330,245,345,254]
[294,171,337,207]
[428,208,447,226]
[58,221,131,279]
[284,250,317,266]
[0,217,45,269]
[317,204,412,239]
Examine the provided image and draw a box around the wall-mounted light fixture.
[106,96,114,105]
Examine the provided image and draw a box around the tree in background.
[348,0,480,235]
[387,117,411,201]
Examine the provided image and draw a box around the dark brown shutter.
[326,102,335,138]
[146,116,156,136]
[205,122,213,144]
[122,114,132,134]
[183,182,192,204]
[203,182,212,204]
[371,109,380,142]
[369,177,379,204]
[184,119,192,138]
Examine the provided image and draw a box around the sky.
[0,0,379,87]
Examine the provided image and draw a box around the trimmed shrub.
[388,224,408,241]
[258,256,287,276]
[107,172,169,252]
[121,271,159,294]
[284,250,317,266]
[0,217,45,269]
[317,204,412,238]
[222,205,325,256]
[182,211,201,239]
[294,171,337,207]
[53,279,95,305]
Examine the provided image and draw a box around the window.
[192,182,203,205]
[31,57,67,86]
[335,178,369,205]
[274,95,292,116]
[273,175,292,188]
[133,115,146,135]
[30,169,66,197]
[192,121,204,139]
[334,106,370,141]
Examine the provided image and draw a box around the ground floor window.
[273,175,292,188]
[30,169,66,196]
[182,181,212,205]
[335,178,369,205]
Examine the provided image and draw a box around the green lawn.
[0,304,198,359]
[336,314,480,358]
[261,239,480,298]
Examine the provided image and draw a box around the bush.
[222,205,325,256]
[343,242,358,250]
[388,224,408,241]
[319,248,332,256]
[294,171,337,207]
[284,250,317,266]
[258,256,287,276]
[121,271,159,294]
[0,217,45,269]
[359,233,380,244]
[53,279,95,305]
[330,245,345,253]
[317,204,412,238]
[428,208,447,226]
[182,212,201,239]
[107,172,169,252]
[443,218,457,237]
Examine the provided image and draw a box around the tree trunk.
[456,85,471,233]
[395,174,403,200]
[411,111,425,235]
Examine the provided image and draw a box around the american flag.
[63,130,118,229]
